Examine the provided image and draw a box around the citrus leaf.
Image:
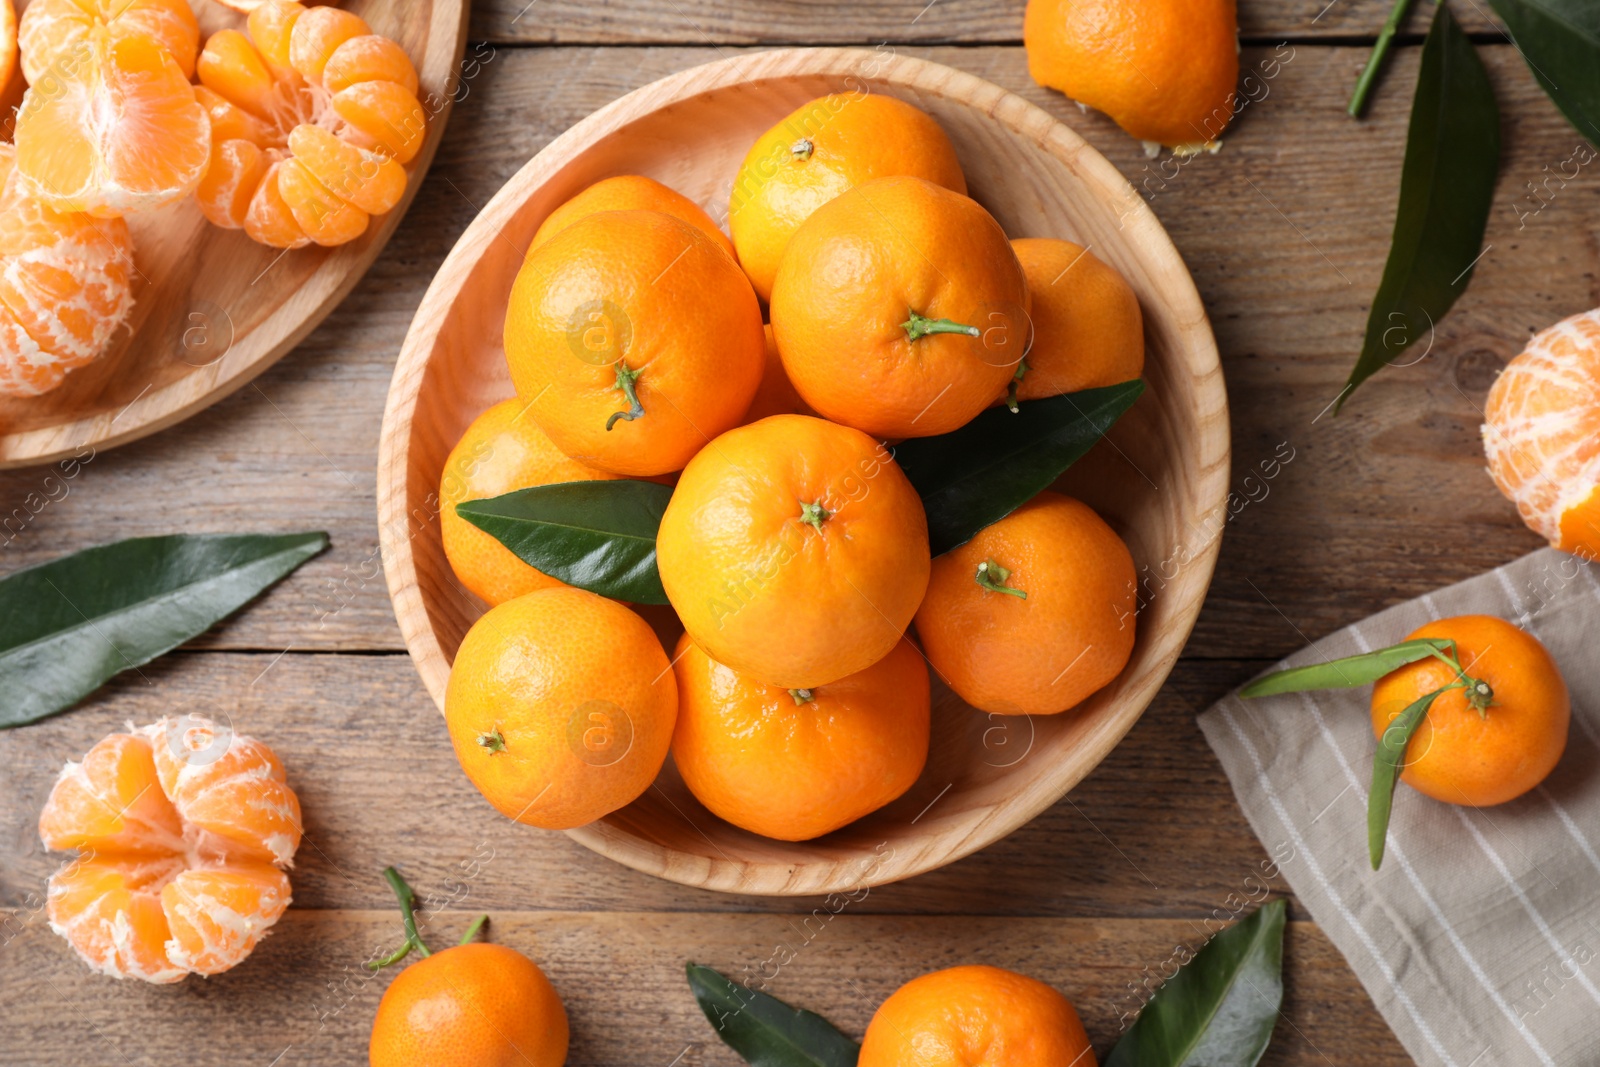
[1239,638,1453,698]
[1487,0,1600,143]
[892,379,1144,555]
[456,480,672,604]
[1370,685,1449,870]
[686,963,859,1067]
[0,532,328,729]
[1107,899,1286,1067]
[1337,1,1499,412]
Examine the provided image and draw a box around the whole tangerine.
[771,175,1029,438]
[1370,615,1569,808]
[656,414,930,689]
[532,174,733,259]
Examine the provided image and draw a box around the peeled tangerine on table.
[13,1,209,217]
[37,716,302,983]
[1484,307,1600,561]
[0,142,135,398]
[195,0,427,248]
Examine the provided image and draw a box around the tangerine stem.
[606,361,645,431]
[367,865,432,971]
[789,688,815,705]
[975,559,1027,599]
[1005,357,1030,414]
[1347,0,1416,118]
[902,309,979,342]
[799,501,830,529]
[458,914,490,945]
[791,138,815,160]
[476,727,506,754]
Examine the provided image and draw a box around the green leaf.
[456,480,672,604]
[1337,1,1499,412]
[891,380,1144,556]
[686,963,859,1067]
[1370,685,1449,870]
[1239,638,1453,698]
[0,532,327,729]
[1107,899,1287,1067]
[1487,0,1600,144]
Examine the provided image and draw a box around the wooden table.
[0,3,1578,1064]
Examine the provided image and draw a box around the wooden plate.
[0,0,469,469]
[378,48,1230,896]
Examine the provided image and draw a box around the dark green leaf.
[1107,899,1287,1067]
[1338,1,1499,412]
[1239,638,1453,698]
[891,380,1144,555]
[1488,0,1600,144]
[456,480,672,604]
[686,963,859,1067]
[0,532,327,728]
[1370,685,1449,870]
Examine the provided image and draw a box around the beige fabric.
[1199,548,1600,1067]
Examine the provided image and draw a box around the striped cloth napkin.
[1199,548,1600,1067]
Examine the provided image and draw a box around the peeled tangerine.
[13,1,209,217]
[37,716,302,983]
[1484,308,1600,561]
[195,0,427,247]
[0,143,135,397]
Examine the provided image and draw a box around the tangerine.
[729,92,966,302]
[1009,238,1143,404]
[770,175,1029,438]
[656,414,930,689]
[531,174,733,259]
[914,492,1136,715]
[671,634,930,841]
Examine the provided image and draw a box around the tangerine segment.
[14,31,210,217]
[18,0,199,84]
[162,864,291,975]
[0,143,135,398]
[196,0,426,246]
[38,733,185,855]
[47,855,189,984]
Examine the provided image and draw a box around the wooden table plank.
[0,912,1409,1066]
[466,0,1501,44]
[0,43,1571,661]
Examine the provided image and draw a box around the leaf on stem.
[1106,899,1287,1067]
[1239,638,1453,698]
[1369,685,1449,869]
[1337,1,1499,412]
[685,962,860,1067]
[1487,0,1600,144]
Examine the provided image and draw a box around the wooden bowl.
[0,0,469,469]
[378,48,1229,896]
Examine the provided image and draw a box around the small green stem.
[790,138,814,160]
[799,501,830,529]
[975,559,1027,599]
[606,361,645,431]
[458,914,490,945]
[1005,357,1029,414]
[902,309,980,342]
[367,866,432,970]
[1347,0,1417,118]
[789,688,815,705]
[477,727,506,753]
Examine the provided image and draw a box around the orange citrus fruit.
[370,942,569,1067]
[1483,307,1600,560]
[770,175,1030,438]
[0,141,135,397]
[859,965,1097,1067]
[195,0,427,247]
[18,0,198,84]
[440,396,622,607]
[532,173,733,259]
[14,28,208,216]
[504,209,765,476]
[1371,615,1569,808]
[444,586,678,830]
[741,323,813,423]
[915,492,1136,715]
[1025,0,1239,151]
[671,633,930,841]
[656,413,930,689]
[1010,238,1143,403]
[37,716,301,982]
[729,92,967,302]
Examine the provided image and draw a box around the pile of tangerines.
[0,0,426,397]
[437,91,1148,844]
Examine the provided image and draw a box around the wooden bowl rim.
[0,0,471,470]
[378,46,1230,896]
